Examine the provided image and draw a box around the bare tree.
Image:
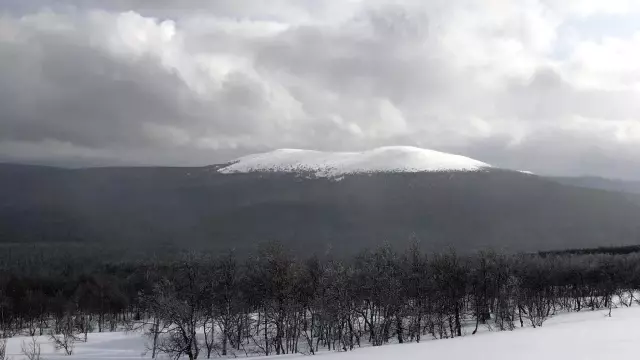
[142,315,171,359]
[75,312,94,342]
[148,255,206,360]
[0,338,6,360]
[21,337,41,360]
[207,252,243,358]
[50,315,78,355]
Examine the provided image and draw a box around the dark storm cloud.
[0,35,183,147]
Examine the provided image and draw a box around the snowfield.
[218,146,492,177]
[4,306,639,359]
[4,331,145,360]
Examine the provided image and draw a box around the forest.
[1,242,640,359]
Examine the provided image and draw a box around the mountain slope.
[218,146,491,177]
[551,176,640,196]
[3,153,640,255]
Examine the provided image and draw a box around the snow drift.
[218,146,492,177]
[4,306,639,359]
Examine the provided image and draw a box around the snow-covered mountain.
[218,146,491,177]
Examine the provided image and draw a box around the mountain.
[550,176,640,195]
[2,147,640,255]
[218,146,491,176]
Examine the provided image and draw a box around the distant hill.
[2,147,640,255]
[550,176,640,195]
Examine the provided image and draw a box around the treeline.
[539,244,640,256]
[2,242,640,359]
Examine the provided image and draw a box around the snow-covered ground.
[218,146,492,177]
[4,331,145,360]
[4,306,639,359]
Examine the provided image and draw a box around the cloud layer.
[2,0,640,177]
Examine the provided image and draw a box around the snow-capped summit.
[217,146,491,177]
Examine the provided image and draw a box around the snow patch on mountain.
[218,146,491,177]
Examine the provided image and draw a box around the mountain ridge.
[2,161,640,255]
[217,146,493,177]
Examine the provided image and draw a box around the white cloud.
[1,1,640,177]
[565,33,640,90]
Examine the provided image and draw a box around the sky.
[2,1,640,178]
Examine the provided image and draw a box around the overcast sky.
[2,1,640,177]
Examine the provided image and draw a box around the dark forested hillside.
[550,176,640,195]
[2,163,640,255]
